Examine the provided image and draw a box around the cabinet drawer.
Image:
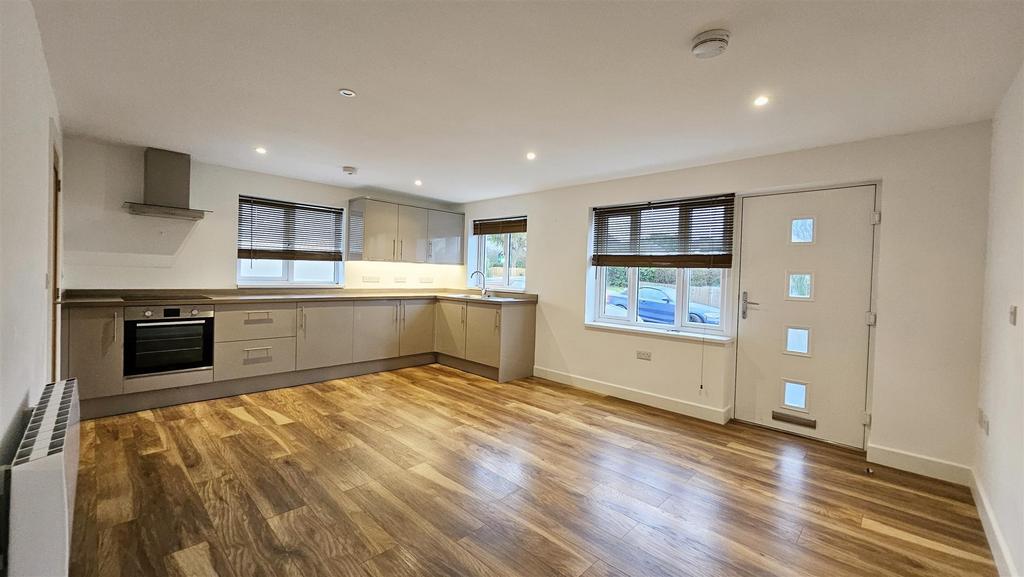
[215,303,296,342]
[214,337,296,381]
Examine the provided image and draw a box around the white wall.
[976,61,1023,577]
[61,136,465,290]
[463,122,992,482]
[0,1,62,458]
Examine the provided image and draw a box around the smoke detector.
[342,165,358,175]
[691,29,730,59]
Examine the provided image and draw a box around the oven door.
[124,318,214,376]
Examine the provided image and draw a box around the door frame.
[730,181,882,449]
[48,132,62,382]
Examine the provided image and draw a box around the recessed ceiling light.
[254,146,267,155]
[414,179,423,187]
[525,151,537,160]
[753,95,770,107]
[338,88,357,97]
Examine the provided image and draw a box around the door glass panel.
[785,327,810,354]
[637,268,676,325]
[791,218,814,243]
[602,267,629,319]
[783,381,808,410]
[788,273,813,299]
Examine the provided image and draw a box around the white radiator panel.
[8,379,80,577]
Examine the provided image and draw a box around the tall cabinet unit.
[348,197,464,265]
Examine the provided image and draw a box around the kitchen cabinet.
[215,302,296,342]
[399,299,435,356]
[465,303,501,367]
[348,198,400,261]
[398,205,429,263]
[214,337,296,381]
[434,300,467,358]
[297,301,354,370]
[426,210,465,264]
[349,198,464,264]
[353,300,401,362]
[68,307,124,399]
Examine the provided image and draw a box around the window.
[473,217,527,290]
[785,327,811,355]
[787,272,813,300]
[596,266,724,330]
[236,196,344,286]
[591,193,734,334]
[790,217,814,243]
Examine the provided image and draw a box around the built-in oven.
[124,305,214,377]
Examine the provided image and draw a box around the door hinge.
[865,311,877,326]
[871,211,882,225]
[861,411,872,426]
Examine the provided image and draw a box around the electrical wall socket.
[419,277,434,284]
[394,276,407,283]
[978,408,990,436]
[362,276,380,283]
[636,351,652,361]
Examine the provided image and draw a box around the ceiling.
[33,1,1024,203]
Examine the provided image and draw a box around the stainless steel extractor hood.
[123,148,210,220]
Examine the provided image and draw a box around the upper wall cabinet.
[426,209,464,264]
[348,198,464,264]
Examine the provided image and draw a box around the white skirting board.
[970,469,1019,577]
[533,365,731,425]
[865,443,974,485]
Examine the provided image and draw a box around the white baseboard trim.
[533,366,730,425]
[970,469,1019,577]
[866,443,973,485]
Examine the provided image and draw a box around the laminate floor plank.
[71,364,997,577]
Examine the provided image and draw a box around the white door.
[735,185,876,448]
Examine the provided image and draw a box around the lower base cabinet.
[465,303,501,367]
[297,301,354,370]
[353,300,401,362]
[435,300,467,358]
[67,307,124,399]
[214,337,296,381]
[400,299,435,356]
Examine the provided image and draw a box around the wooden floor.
[71,364,995,577]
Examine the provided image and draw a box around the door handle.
[741,291,760,319]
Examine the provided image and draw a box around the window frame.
[594,266,727,334]
[236,258,343,287]
[474,231,527,291]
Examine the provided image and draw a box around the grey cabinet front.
[400,299,435,356]
[398,205,429,263]
[353,300,401,362]
[69,307,124,399]
[465,303,501,367]
[297,301,354,370]
[434,300,467,358]
[363,199,400,261]
[427,210,464,264]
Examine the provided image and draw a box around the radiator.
[7,378,80,577]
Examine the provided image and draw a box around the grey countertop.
[58,289,538,307]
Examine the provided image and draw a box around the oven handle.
[135,320,208,327]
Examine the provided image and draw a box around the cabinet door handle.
[246,311,273,321]
[428,241,433,260]
[392,240,396,260]
[495,310,500,329]
[461,305,466,324]
[112,312,118,343]
[400,239,404,260]
[243,346,272,358]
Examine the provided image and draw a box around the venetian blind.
[591,194,735,268]
[237,196,344,261]
[473,216,527,235]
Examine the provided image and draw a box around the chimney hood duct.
[123,148,210,220]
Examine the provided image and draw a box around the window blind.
[237,196,344,261]
[473,216,527,235]
[591,193,735,268]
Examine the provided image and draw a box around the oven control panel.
[125,305,214,321]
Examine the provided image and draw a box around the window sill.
[237,283,344,289]
[584,320,734,344]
